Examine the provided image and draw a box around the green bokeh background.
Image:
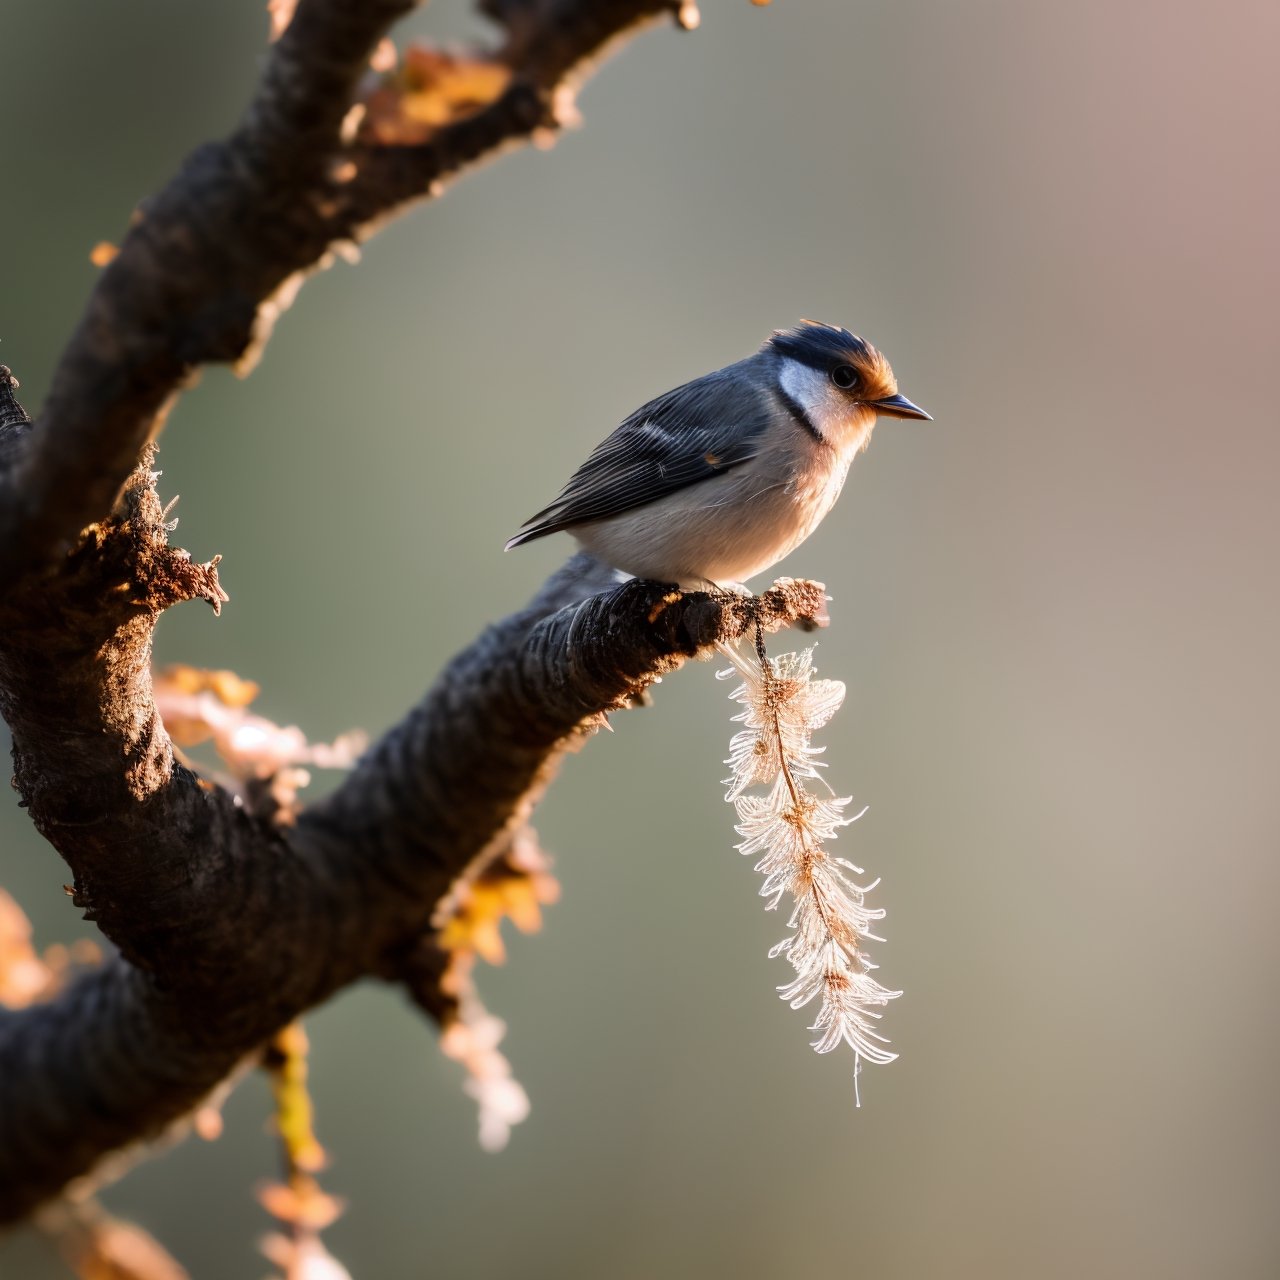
[3,2,1278,1277]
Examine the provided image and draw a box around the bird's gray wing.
[507,365,776,548]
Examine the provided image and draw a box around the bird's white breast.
[570,357,875,587]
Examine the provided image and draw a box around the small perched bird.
[506,321,930,587]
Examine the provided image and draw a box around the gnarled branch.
[0,448,826,1221]
[0,0,806,1229]
[0,0,685,594]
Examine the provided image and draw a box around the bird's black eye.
[831,364,860,390]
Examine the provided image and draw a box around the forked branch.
[0,444,826,1221]
[0,0,689,593]
[0,0,793,1228]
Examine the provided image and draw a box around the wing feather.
[507,361,775,548]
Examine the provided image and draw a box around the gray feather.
[507,355,779,548]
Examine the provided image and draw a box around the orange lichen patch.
[438,851,559,967]
[360,45,511,145]
[265,1023,328,1175]
[158,664,261,707]
[0,891,52,1007]
[422,835,554,1150]
[89,241,118,267]
[646,589,684,624]
[257,1022,350,1277]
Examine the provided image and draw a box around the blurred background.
[2,1,1278,1276]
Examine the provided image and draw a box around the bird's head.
[766,320,930,450]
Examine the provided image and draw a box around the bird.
[505,320,930,588]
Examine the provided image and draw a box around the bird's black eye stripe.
[831,364,860,390]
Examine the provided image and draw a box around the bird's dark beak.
[872,393,932,421]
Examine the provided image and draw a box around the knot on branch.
[0,445,227,852]
[0,449,226,657]
[73,453,229,619]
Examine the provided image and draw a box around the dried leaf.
[360,45,511,145]
[153,663,365,820]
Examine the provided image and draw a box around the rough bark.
[0,451,826,1219]
[0,0,812,1227]
[0,0,685,595]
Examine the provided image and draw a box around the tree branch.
[0,449,826,1221]
[0,0,684,593]
[0,0,803,1228]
